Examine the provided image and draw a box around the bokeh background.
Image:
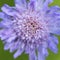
[0,0,60,60]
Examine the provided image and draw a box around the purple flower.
[0,0,60,60]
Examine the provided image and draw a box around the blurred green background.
[0,0,60,60]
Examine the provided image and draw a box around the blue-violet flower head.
[0,0,60,60]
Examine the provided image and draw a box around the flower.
[0,0,60,60]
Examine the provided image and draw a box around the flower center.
[12,10,48,45]
[23,18,40,37]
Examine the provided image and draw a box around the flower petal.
[29,50,37,60]
[14,50,23,58]
[28,0,53,11]
[0,20,12,28]
[0,12,5,19]
[9,42,19,53]
[6,35,16,43]
[48,38,58,53]
[29,0,44,11]
[4,43,11,50]
[43,0,53,8]
[50,6,60,12]
[46,11,60,35]
[38,51,45,60]
[0,12,12,21]
[13,44,24,58]
[1,4,17,16]
[49,20,60,35]
[0,29,13,40]
[15,0,27,9]
[37,45,47,60]
[50,35,58,45]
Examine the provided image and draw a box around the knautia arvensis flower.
[0,0,60,60]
